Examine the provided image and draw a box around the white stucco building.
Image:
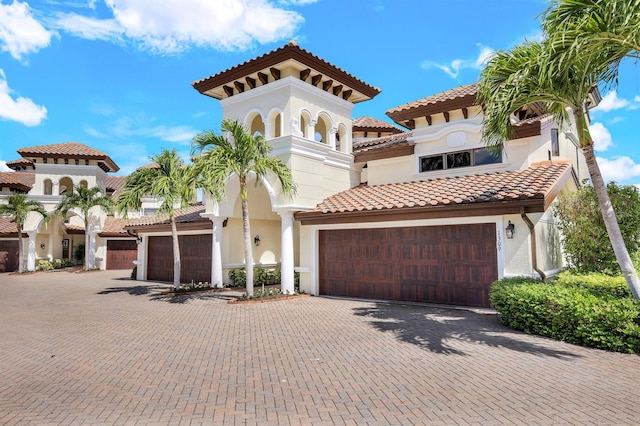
[1,41,597,307]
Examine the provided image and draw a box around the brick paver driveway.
[1,270,639,425]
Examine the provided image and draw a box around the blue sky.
[0,0,638,186]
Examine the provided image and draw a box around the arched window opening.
[249,114,265,136]
[59,177,73,195]
[43,179,53,195]
[79,180,88,188]
[314,115,330,144]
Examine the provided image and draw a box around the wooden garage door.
[319,224,497,307]
[106,240,138,270]
[147,235,212,284]
[0,240,19,273]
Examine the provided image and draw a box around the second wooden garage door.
[147,235,212,284]
[319,224,497,307]
[106,240,138,270]
[0,240,19,273]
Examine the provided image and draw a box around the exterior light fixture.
[505,221,515,239]
[254,235,261,246]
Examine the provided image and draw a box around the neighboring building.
[0,143,139,272]
[2,42,597,308]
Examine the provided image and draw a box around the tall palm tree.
[543,0,640,63]
[191,119,295,297]
[54,185,114,270]
[116,149,196,289]
[0,194,49,273]
[478,39,640,298]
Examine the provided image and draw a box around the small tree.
[116,149,195,289]
[555,183,640,274]
[54,186,114,270]
[191,119,295,297]
[0,194,49,272]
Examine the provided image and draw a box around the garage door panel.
[319,224,497,308]
[0,241,19,273]
[147,235,212,284]
[107,240,138,270]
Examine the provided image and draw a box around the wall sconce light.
[505,221,515,239]
[40,243,46,249]
[254,235,261,246]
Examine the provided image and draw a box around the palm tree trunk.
[170,215,181,289]
[84,219,90,271]
[583,143,640,298]
[17,226,24,273]
[242,197,254,296]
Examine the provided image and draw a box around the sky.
[0,0,639,186]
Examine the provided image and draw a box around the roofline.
[192,43,381,101]
[295,198,546,225]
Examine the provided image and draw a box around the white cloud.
[607,116,623,125]
[0,1,54,61]
[54,12,122,41]
[0,69,47,126]
[421,44,495,79]
[592,91,630,113]
[51,0,308,54]
[0,160,12,172]
[588,122,613,152]
[149,125,198,143]
[635,96,640,103]
[597,156,640,183]
[84,125,108,138]
[104,114,199,144]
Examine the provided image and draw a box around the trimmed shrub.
[491,276,640,353]
[228,267,300,288]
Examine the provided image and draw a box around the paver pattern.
[1,270,639,425]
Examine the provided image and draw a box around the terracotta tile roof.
[353,132,412,153]
[0,172,33,192]
[125,203,209,229]
[300,162,571,218]
[63,223,85,234]
[99,217,131,236]
[386,83,479,125]
[105,176,127,198]
[6,158,34,170]
[17,142,119,172]
[387,83,478,115]
[352,117,404,134]
[193,41,381,102]
[0,216,19,235]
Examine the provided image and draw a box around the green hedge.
[228,267,300,288]
[491,275,640,353]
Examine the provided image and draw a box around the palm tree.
[191,119,295,297]
[0,194,49,273]
[54,185,114,270]
[477,40,640,298]
[116,149,196,289]
[543,0,640,64]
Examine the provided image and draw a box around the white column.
[52,182,60,195]
[211,218,225,288]
[87,231,96,269]
[329,127,338,150]
[47,233,53,261]
[308,120,316,140]
[26,231,36,271]
[280,212,295,295]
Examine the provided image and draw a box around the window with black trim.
[419,147,502,173]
